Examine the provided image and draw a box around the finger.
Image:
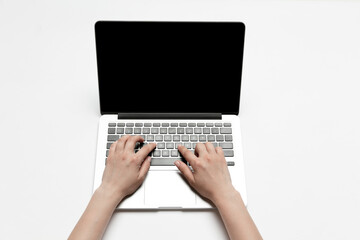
[105,142,118,166]
[178,145,197,166]
[215,146,224,156]
[174,160,195,186]
[108,141,117,156]
[116,135,131,152]
[135,142,157,163]
[138,156,151,181]
[195,142,207,157]
[205,142,216,154]
[124,135,144,152]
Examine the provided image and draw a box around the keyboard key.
[184,142,191,149]
[227,161,235,166]
[194,128,202,134]
[160,128,167,134]
[188,123,196,127]
[151,128,159,134]
[225,135,233,141]
[211,128,219,134]
[190,135,198,142]
[215,123,222,127]
[220,143,233,149]
[203,128,210,134]
[108,128,116,134]
[157,142,165,149]
[179,123,187,127]
[207,135,215,142]
[173,135,180,142]
[224,123,232,127]
[166,143,174,149]
[144,123,152,127]
[162,150,170,157]
[223,150,234,157]
[170,123,178,127]
[181,135,189,142]
[199,135,206,142]
[161,123,170,127]
[197,123,205,127]
[171,150,179,157]
[150,158,181,166]
[117,123,125,127]
[125,128,133,134]
[106,142,113,149]
[168,128,176,134]
[135,123,143,127]
[186,128,193,134]
[153,123,161,127]
[126,123,134,127]
[155,135,163,141]
[177,128,185,134]
[143,128,150,134]
[107,135,119,141]
[153,150,161,157]
[206,123,213,127]
[134,128,141,134]
[164,135,172,141]
[108,123,116,127]
[216,135,224,141]
[117,128,124,134]
[147,135,154,142]
[220,128,232,134]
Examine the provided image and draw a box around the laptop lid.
[95,21,245,115]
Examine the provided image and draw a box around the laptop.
[93,21,247,209]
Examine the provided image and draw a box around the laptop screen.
[95,21,245,115]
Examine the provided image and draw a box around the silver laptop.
[92,21,247,209]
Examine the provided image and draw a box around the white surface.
[0,0,360,239]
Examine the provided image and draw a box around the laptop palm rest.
[145,171,196,207]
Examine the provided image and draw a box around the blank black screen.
[95,21,245,115]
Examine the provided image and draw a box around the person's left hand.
[99,135,156,203]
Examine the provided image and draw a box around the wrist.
[212,187,240,208]
[96,184,125,207]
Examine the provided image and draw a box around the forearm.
[68,187,123,240]
[214,191,262,240]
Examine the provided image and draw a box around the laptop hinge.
[117,113,222,120]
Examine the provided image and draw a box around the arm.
[176,143,262,240]
[68,135,156,240]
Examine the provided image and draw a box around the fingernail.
[146,156,151,162]
[174,160,180,166]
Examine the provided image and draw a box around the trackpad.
[145,171,196,207]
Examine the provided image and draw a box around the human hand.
[99,135,156,204]
[175,143,237,205]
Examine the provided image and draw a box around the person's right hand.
[175,143,237,205]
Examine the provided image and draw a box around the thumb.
[175,160,195,186]
[139,156,151,181]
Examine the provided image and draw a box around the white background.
[1,0,360,239]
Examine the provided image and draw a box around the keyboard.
[106,122,235,166]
